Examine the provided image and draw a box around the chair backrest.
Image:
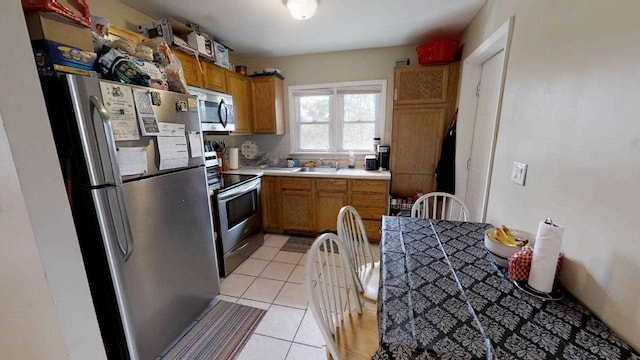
[337,205,375,285]
[305,233,362,360]
[411,192,470,221]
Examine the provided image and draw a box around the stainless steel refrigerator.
[40,74,220,360]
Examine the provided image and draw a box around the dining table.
[372,216,639,360]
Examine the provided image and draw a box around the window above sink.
[288,80,386,154]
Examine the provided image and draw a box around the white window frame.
[288,80,386,155]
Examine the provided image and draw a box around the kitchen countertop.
[223,167,391,180]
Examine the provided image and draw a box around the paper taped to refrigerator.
[132,89,160,136]
[158,122,185,136]
[99,82,140,141]
[187,131,203,158]
[157,135,188,170]
[116,147,148,176]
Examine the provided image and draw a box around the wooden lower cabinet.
[261,176,282,232]
[280,178,314,232]
[282,190,314,232]
[261,176,388,241]
[349,180,390,242]
[315,179,348,233]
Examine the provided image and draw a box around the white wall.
[458,0,640,349]
[0,117,70,359]
[233,46,418,165]
[0,1,106,358]
[87,0,153,30]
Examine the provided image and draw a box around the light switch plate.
[511,161,527,186]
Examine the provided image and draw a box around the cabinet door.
[349,179,389,243]
[203,62,227,93]
[315,179,348,233]
[281,190,314,232]
[261,176,282,232]
[251,76,284,134]
[390,106,447,195]
[226,71,252,134]
[173,50,203,87]
[394,65,450,105]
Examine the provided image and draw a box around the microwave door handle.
[218,99,228,128]
[90,95,135,261]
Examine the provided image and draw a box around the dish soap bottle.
[348,151,355,169]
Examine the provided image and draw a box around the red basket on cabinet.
[416,39,460,64]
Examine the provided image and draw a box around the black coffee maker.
[377,144,390,170]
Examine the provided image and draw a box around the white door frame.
[455,17,514,221]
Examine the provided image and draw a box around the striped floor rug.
[280,236,316,253]
[162,301,265,360]
[280,233,339,254]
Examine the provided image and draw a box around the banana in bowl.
[484,226,534,267]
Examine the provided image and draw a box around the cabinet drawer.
[350,193,388,209]
[315,178,348,191]
[350,180,388,194]
[281,177,312,190]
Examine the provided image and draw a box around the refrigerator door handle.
[89,95,120,185]
[90,95,134,261]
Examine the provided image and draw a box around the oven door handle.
[217,179,260,201]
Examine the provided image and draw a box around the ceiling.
[121,0,486,58]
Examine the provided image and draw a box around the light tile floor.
[216,233,380,360]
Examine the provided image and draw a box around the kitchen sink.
[261,166,302,172]
[300,167,339,173]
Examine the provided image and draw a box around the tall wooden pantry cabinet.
[390,63,460,196]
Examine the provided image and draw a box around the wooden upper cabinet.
[202,61,227,93]
[390,62,460,196]
[251,76,285,134]
[226,71,252,134]
[173,50,203,88]
[394,64,451,105]
[391,106,448,174]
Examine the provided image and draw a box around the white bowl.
[484,228,534,267]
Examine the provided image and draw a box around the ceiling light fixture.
[286,0,318,20]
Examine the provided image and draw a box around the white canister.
[229,148,239,170]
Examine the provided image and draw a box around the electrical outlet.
[510,161,527,186]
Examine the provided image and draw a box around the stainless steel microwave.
[188,86,235,132]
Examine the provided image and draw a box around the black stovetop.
[210,173,258,192]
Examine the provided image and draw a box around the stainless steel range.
[206,154,264,276]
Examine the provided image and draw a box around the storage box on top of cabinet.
[416,39,460,64]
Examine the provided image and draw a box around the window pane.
[300,96,330,123]
[300,123,330,150]
[343,94,378,122]
[343,123,375,150]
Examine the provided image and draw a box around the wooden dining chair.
[337,205,380,302]
[411,192,470,221]
[305,233,379,360]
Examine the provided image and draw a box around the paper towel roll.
[229,148,239,170]
[528,220,564,293]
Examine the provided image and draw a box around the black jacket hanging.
[435,110,457,194]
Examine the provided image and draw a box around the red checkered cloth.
[508,246,564,281]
